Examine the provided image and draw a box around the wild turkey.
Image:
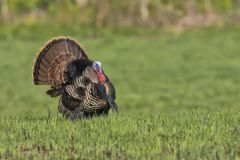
[32,37,118,120]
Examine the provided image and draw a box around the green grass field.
[0,27,240,159]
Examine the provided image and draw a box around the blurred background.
[1,0,240,31]
[1,0,240,115]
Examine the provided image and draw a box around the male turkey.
[32,37,118,120]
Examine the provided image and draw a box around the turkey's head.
[83,61,106,84]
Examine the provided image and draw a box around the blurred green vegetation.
[1,0,240,29]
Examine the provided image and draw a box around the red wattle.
[98,73,106,82]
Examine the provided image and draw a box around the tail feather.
[33,37,88,86]
[37,75,49,82]
[40,57,50,68]
[34,80,49,85]
[37,69,47,77]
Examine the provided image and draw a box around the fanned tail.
[32,37,88,86]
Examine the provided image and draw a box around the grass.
[1,111,240,159]
[0,26,240,159]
